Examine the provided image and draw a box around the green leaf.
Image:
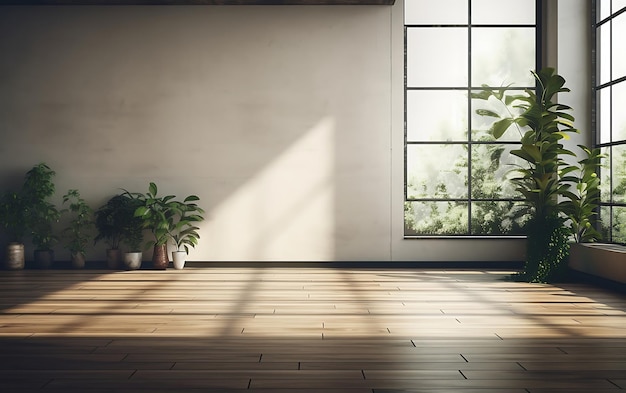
[505,94,527,106]
[559,166,578,176]
[134,206,148,217]
[470,90,493,100]
[475,109,500,118]
[521,145,542,162]
[554,131,570,140]
[491,118,514,139]
[510,149,535,164]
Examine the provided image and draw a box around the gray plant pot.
[123,252,142,270]
[5,242,25,270]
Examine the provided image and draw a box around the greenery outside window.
[596,0,626,243]
[404,0,540,236]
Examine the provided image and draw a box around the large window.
[596,1,626,243]
[404,0,539,236]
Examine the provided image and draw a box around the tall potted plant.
[22,163,60,269]
[472,68,602,282]
[0,191,27,269]
[134,182,177,270]
[61,189,94,269]
[169,196,204,270]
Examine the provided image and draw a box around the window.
[596,0,626,243]
[404,0,539,236]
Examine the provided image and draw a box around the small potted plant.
[61,189,94,269]
[94,194,131,269]
[0,191,28,269]
[134,182,177,270]
[169,196,204,270]
[120,193,144,270]
[22,163,60,269]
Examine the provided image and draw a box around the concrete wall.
[569,243,626,284]
[556,0,592,148]
[0,2,534,263]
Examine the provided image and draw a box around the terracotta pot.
[106,248,122,269]
[152,244,168,270]
[34,249,54,269]
[71,252,86,269]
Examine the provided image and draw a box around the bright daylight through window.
[596,0,626,243]
[404,0,539,236]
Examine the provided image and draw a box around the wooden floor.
[0,267,625,392]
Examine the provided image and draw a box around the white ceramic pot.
[123,252,142,270]
[172,251,187,270]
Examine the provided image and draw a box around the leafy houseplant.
[134,182,205,270]
[472,68,603,282]
[171,197,204,254]
[121,195,144,253]
[169,195,204,269]
[134,182,178,269]
[0,191,27,269]
[22,163,60,268]
[560,146,604,243]
[61,189,94,268]
[95,193,145,269]
[94,194,131,269]
[119,192,144,270]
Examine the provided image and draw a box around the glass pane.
[407,144,468,199]
[600,205,611,241]
[598,0,611,22]
[611,144,626,203]
[600,146,612,203]
[471,144,521,199]
[407,90,468,142]
[614,0,626,13]
[598,23,611,85]
[611,206,626,244]
[404,0,468,25]
[613,13,626,80]
[471,201,529,235]
[404,201,468,235]
[471,28,536,87]
[598,87,611,144]
[613,81,626,141]
[471,89,531,142]
[472,0,536,25]
[406,28,468,88]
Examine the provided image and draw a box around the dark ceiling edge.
[0,0,395,5]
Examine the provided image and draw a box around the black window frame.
[403,0,542,238]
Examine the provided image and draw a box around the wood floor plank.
[0,267,625,392]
